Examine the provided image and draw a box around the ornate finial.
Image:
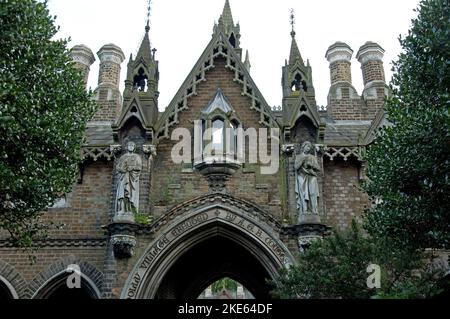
[289,8,296,38]
[145,0,152,33]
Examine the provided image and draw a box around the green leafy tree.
[272,0,449,298]
[0,0,96,247]
[272,222,375,299]
[211,277,238,294]
[363,0,450,249]
[271,221,443,299]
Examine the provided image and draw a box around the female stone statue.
[294,141,320,221]
[115,141,142,216]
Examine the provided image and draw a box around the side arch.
[0,260,27,299]
[30,255,103,299]
[122,195,295,299]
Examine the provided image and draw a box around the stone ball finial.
[325,42,354,64]
[356,41,385,65]
[70,44,95,67]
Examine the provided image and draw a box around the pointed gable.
[155,30,279,140]
[116,96,151,129]
[287,97,321,129]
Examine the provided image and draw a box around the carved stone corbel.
[111,234,137,259]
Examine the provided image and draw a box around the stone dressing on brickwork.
[0,1,389,299]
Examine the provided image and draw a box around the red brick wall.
[361,60,385,85]
[0,247,105,284]
[151,57,282,220]
[41,161,113,238]
[327,85,385,121]
[92,87,121,122]
[98,61,121,87]
[322,160,370,231]
[329,60,352,84]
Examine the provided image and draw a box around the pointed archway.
[32,271,100,299]
[121,194,295,299]
[155,224,275,299]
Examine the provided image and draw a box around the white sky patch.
[47,0,419,110]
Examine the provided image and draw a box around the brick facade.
[329,60,352,84]
[361,60,386,85]
[0,2,390,299]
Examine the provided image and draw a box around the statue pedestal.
[113,212,135,223]
[194,158,241,193]
[110,234,137,259]
[106,222,140,259]
[297,222,330,252]
[298,212,321,224]
[282,222,331,252]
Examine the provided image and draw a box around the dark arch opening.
[120,116,146,145]
[34,273,99,300]
[133,67,148,92]
[290,116,318,144]
[291,73,308,92]
[0,280,14,299]
[155,234,274,299]
[229,33,236,48]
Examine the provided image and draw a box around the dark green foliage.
[0,0,96,247]
[363,0,450,249]
[272,222,375,299]
[271,222,443,299]
[272,0,449,299]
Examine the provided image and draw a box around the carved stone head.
[127,141,136,153]
[301,141,313,155]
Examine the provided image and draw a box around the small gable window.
[197,89,242,163]
[212,118,225,152]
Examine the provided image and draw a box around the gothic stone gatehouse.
[0,1,389,299]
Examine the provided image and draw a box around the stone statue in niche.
[294,141,320,223]
[115,141,142,218]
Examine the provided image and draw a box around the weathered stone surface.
[0,2,394,300]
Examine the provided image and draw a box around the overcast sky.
[47,0,420,110]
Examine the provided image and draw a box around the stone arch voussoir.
[29,255,103,299]
[122,194,295,299]
[0,259,27,299]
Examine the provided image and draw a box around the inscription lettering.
[140,235,170,269]
[127,273,141,298]
[127,210,289,298]
[171,213,208,238]
[225,213,236,222]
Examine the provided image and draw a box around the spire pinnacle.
[145,0,152,33]
[288,9,303,66]
[220,0,234,29]
[290,8,296,38]
[135,0,152,61]
[244,50,251,72]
